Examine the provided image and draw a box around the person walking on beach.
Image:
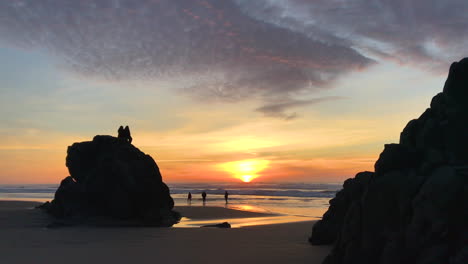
[224,191,229,204]
[202,191,207,204]
[187,192,192,203]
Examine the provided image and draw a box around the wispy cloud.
[0,0,465,118]
[0,1,372,105]
[255,96,346,120]
[240,0,468,72]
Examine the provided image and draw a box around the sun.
[240,175,254,183]
[218,159,270,182]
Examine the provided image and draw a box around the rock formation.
[309,58,468,264]
[40,135,179,227]
[201,222,232,228]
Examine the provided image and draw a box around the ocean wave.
[0,183,340,199]
[168,183,340,198]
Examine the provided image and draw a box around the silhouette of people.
[117,125,133,143]
[124,126,132,143]
[118,126,124,139]
[224,191,229,204]
[187,192,192,204]
[202,191,207,204]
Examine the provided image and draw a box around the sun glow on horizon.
[219,159,270,183]
[240,175,254,182]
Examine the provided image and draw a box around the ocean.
[0,182,341,219]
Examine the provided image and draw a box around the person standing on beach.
[202,191,207,203]
[188,192,192,201]
[224,191,229,204]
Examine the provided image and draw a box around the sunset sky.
[0,0,467,184]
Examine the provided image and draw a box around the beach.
[0,201,331,264]
[0,182,338,218]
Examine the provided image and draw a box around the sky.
[0,0,467,184]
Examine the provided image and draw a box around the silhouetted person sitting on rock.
[124,126,132,143]
[118,126,124,140]
[117,125,132,143]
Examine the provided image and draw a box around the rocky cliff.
[41,135,179,227]
[309,58,468,264]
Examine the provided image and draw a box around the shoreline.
[0,182,336,219]
[0,200,331,264]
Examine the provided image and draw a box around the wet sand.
[176,205,278,219]
[0,201,331,264]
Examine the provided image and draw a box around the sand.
[0,201,331,264]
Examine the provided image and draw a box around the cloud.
[238,0,468,72]
[1,0,465,118]
[255,96,346,120]
[0,0,373,106]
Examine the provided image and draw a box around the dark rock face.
[309,171,373,245]
[41,135,179,227]
[309,58,468,264]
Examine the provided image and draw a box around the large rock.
[443,57,468,104]
[309,171,373,245]
[40,135,179,227]
[309,58,468,264]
